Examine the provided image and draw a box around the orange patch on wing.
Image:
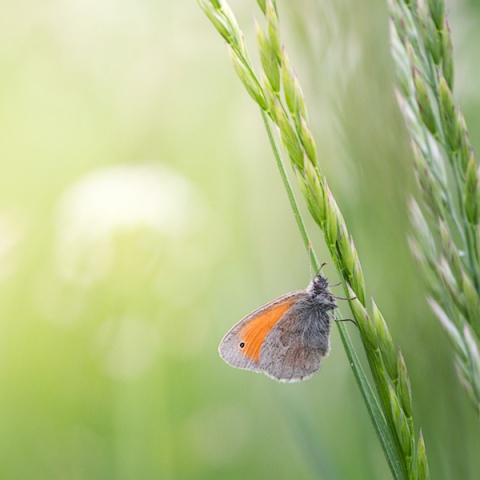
[238,298,297,363]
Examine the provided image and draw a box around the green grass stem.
[198,0,430,477]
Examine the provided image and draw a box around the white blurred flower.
[55,163,206,284]
[50,163,214,371]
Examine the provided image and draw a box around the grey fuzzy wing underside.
[259,301,332,382]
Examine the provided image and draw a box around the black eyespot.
[239,342,245,348]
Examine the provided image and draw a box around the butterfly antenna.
[334,295,357,301]
[318,261,327,275]
[334,317,358,327]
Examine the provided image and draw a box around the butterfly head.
[307,274,337,310]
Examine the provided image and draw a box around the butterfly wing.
[219,291,306,374]
[259,300,332,382]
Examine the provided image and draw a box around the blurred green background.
[1,0,479,479]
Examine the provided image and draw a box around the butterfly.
[219,271,338,382]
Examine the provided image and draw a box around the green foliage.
[389,0,480,415]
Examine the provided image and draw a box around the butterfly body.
[219,273,337,382]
